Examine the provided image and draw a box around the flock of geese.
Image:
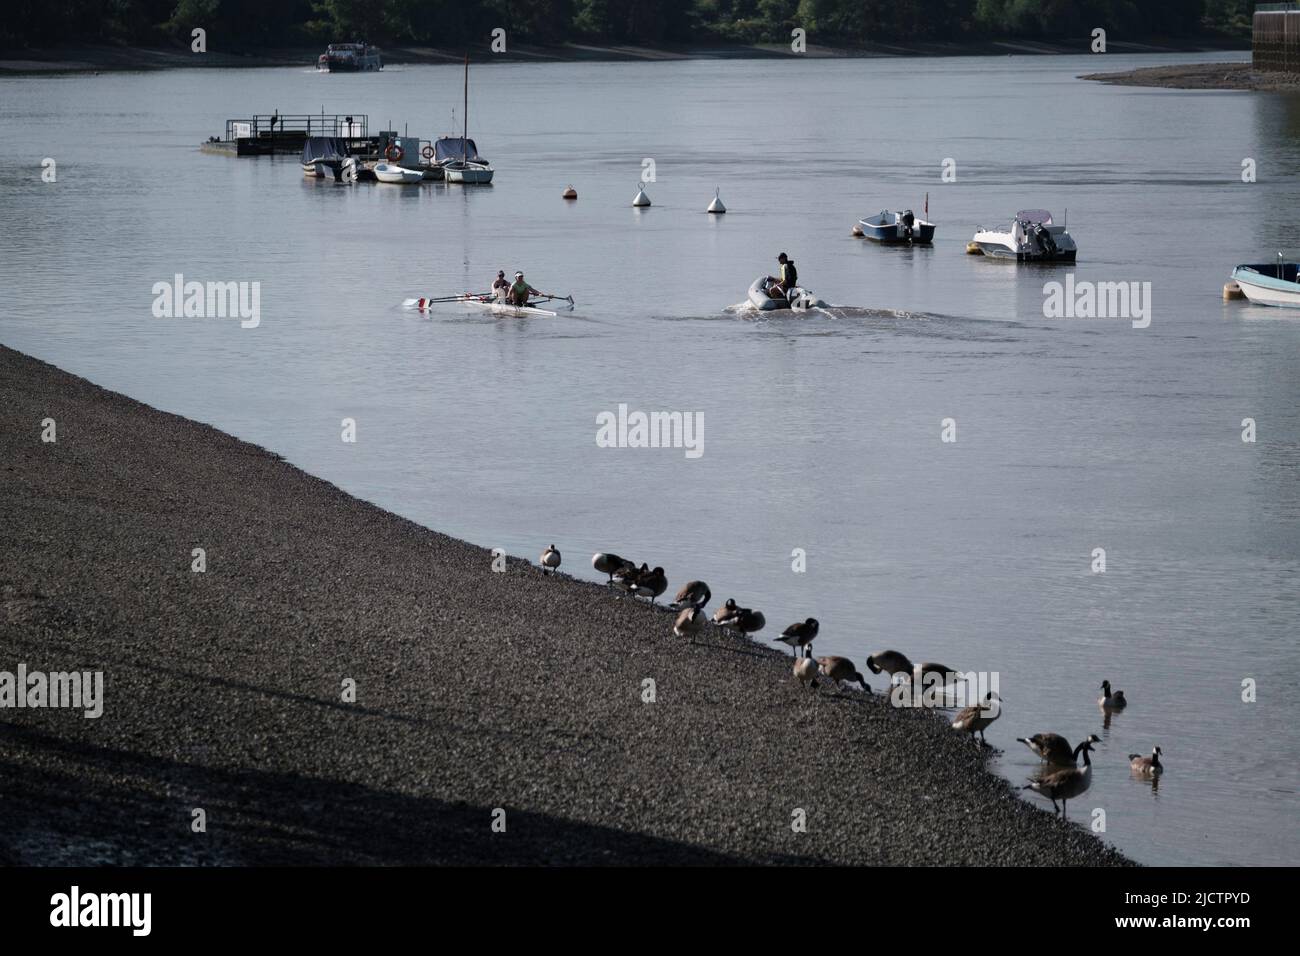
[539,545,1165,817]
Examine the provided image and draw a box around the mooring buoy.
[966,241,981,255]
[563,185,577,200]
[633,185,651,207]
[1223,281,1244,300]
[707,188,726,214]
[851,224,864,237]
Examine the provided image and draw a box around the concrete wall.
[1254,8,1300,74]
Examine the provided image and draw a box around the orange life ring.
[421,144,435,160]
[385,143,403,162]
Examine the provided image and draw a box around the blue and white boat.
[1231,260,1300,307]
[858,209,935,244]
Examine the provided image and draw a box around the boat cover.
[1015,209,1053,224]
[435,137,484,163]
[300,136,348,164]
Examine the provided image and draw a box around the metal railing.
[223,114,370,140]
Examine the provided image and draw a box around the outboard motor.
[901,209,915,242]
[1033,222,1058,258]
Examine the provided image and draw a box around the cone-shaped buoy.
[632,185,651,207]
[707,188,726,214]
[1223,281,1244,300]
[851,223,864,237]
[563,185,577,200]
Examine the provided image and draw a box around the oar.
[534,293,575,308]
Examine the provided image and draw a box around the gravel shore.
[1081,62,1295,91]
[0,345,1131,866]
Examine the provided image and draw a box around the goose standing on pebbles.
[540,545,561,575]
[671,581,711,611]
[592,552,632,583]
[816,656,870,693]
[731,608,765,638]
[673,606,706,643]
[1129,746,1163,775]
[1016,733,1101,766]
[776,618,819,657]
[1024,738,1096,814]
[913,661,960,685]
[866,650,914,683]
[951,692,1003,746]
[613,562,648,593]
[1099,680,1128,710]
[634,566,668,603]
[793,656,820,693]
[712,598,740,626]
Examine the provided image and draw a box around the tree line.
[3,0,1252,51]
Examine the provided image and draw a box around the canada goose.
[775,618,819,658]
[732,608,765,638]
[613,562,648,593]
[634,566,668,602]
[712,598,740,625]
[866,650,914,680]
[816,656,870,693]
[1099,680,1128,709]
[1128,746,1163,775]
[1024,738,1095,814]
[540,545,561,575]
[1016,732,1101,766]
[793,656,820,692]
[671,580,711,611]
[592,552,632,583]
[673,606,705,643]
[951,692,1003,745]
[913,661,959,684]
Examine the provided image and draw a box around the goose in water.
[671,580,711,611]
[712,598,740,626]
[634,566,668,603]
[1016,733,1101,766]
[1128,746,1163,775]
[793,656,820,692]
[540,545,561,575]
[592,552,633,583]
[816,656,870,693]
[951,692,1003,746]
[866,650,914,682]
[673,606,706,643]
[1024,738,1096,814]
[1099,680,1128,710]
[775,618,819,658]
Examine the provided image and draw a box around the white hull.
[971,210,1076,262]
[445,164,494,184]
[403,295,571,317]
[1235,278,1300,307]
[747,277,819,311]
[374,162,424,184]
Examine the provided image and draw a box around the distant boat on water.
[317,43,383,73]
[971,209,1076,262]
[440,55,494,184]
[859,208,936,244]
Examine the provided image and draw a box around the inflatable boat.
[747,277,821,311]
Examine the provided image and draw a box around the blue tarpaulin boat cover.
[434,137,484,163]
[300,136,348,164]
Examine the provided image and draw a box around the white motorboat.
[971,209,1076,262]
[858,209,936,244]
[373,162,423,184]
[1231,260,1300,307]
[317,42,383,72]
[747,276,821,311]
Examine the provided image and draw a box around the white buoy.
[562,185,577,200]
[632,184,651,207]
[707,188,726,214]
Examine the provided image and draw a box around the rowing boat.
[402,294,574,318]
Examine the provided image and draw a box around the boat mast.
[462,53,468,164]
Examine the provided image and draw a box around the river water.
[1,50,1297,866]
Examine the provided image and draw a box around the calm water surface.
[2,52,1298,866]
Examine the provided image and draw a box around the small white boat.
[971,209,1076,262]
[1231,261,1300,307]
[858,209,935,244]
[373,162,423,184]
[444,161,494,185]
[747,276,821,311]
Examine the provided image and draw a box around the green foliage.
[0,0,1242,50]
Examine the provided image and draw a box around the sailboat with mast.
[437,54,494,185]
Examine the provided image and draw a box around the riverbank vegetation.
[3,0,1252,51]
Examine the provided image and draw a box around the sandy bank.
[1080,61,1298,91]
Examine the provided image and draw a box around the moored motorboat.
[858,209,935,244]
[440,55,494,185]
[373,162,423,184]
[1230,260,1300,307]
[317,42,383,72]
[747,276,821,311]
[300,136,349,179]
[971,209,1076,262]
